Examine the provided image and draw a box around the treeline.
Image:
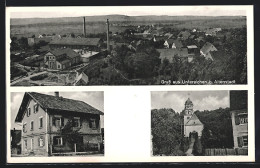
[151,107,233,156]
[151,108,189,156]
[195,108,234,149]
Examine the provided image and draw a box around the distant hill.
[10,15,246,26]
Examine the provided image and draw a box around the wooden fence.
[204,148,248,156]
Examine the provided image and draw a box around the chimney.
[54,92,59,97]
[83,17,86,38]
[106,19,110,52]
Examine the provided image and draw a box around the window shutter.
[61,117,64,126]
[52,117,56,126]
[235,114,240,125]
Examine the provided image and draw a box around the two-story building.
[15,92,104,156]
[44,48,81,70]
[230,90,248,149]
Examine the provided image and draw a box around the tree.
[18,37,29,50]
[60,119,83,149]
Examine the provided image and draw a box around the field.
[10,15,246,37]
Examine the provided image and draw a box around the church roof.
[185,113,203,126]
[185,98,193,105]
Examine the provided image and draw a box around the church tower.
[183,98,193,125]
[183,97,204,137]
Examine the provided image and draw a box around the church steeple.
[184,97,193,115]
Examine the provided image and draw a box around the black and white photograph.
[8,6,248,86]
[10,91,104,157]
[151,90,248,156]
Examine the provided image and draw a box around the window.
[53,136,63,146]
[39,137,44,147]
[89,118,99,129]
[57,64,61,69]
[24,140,27,149]
[31,138,34,149]
[242,136,248,147]
[237,136,248,147]
[27,108,31,117]
[52,117,64,127]
[34,104,39,113]
[73,117,80,127]
[30,121,34,131]
[23,123,27,133]
[187,117,190,120]
[235,113,248,125]
[39,117,43,128]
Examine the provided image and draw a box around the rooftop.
[15,92,103,122]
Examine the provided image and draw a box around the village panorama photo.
[8,6,248,86]
[151,90,248,156]
[10,91,104,157]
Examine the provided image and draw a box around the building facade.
[230,90,248,149]
[15,92,104,156]
[183,98,204,137]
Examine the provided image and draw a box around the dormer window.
[27,108,31,117]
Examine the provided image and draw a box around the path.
[185,136,195,156]
[11,71,48,85]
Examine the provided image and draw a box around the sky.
[10,91,104,130]
[151,91,229,113]
[8,6,247,18]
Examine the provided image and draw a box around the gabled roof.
[49,37,101,46]
[56,57,71,64]
[38,45,50,53]
[154,36,166,41]
[50,48,80,59]
[172,40,183,48]
[75,72,89,85]
[185,113,203,126]
[157,48,189,63]
[15,92,103,122]
[200,42,217,55]
[178,31,191,39]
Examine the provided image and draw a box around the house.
[44,48,81,70]
[164,39,183,49]
[156,48,193,63]
[74,49,100,63]
[178,31,191,40]
[153,36,166,42]
[230,91,248,149]
[164,33,174,39]
[15,92,104,156]
[187,45,199,55]
[74,72,89,86]
[205,28,221,36]
[49,38,102,50]
[200,42,218,61]
[183,98,204,138]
